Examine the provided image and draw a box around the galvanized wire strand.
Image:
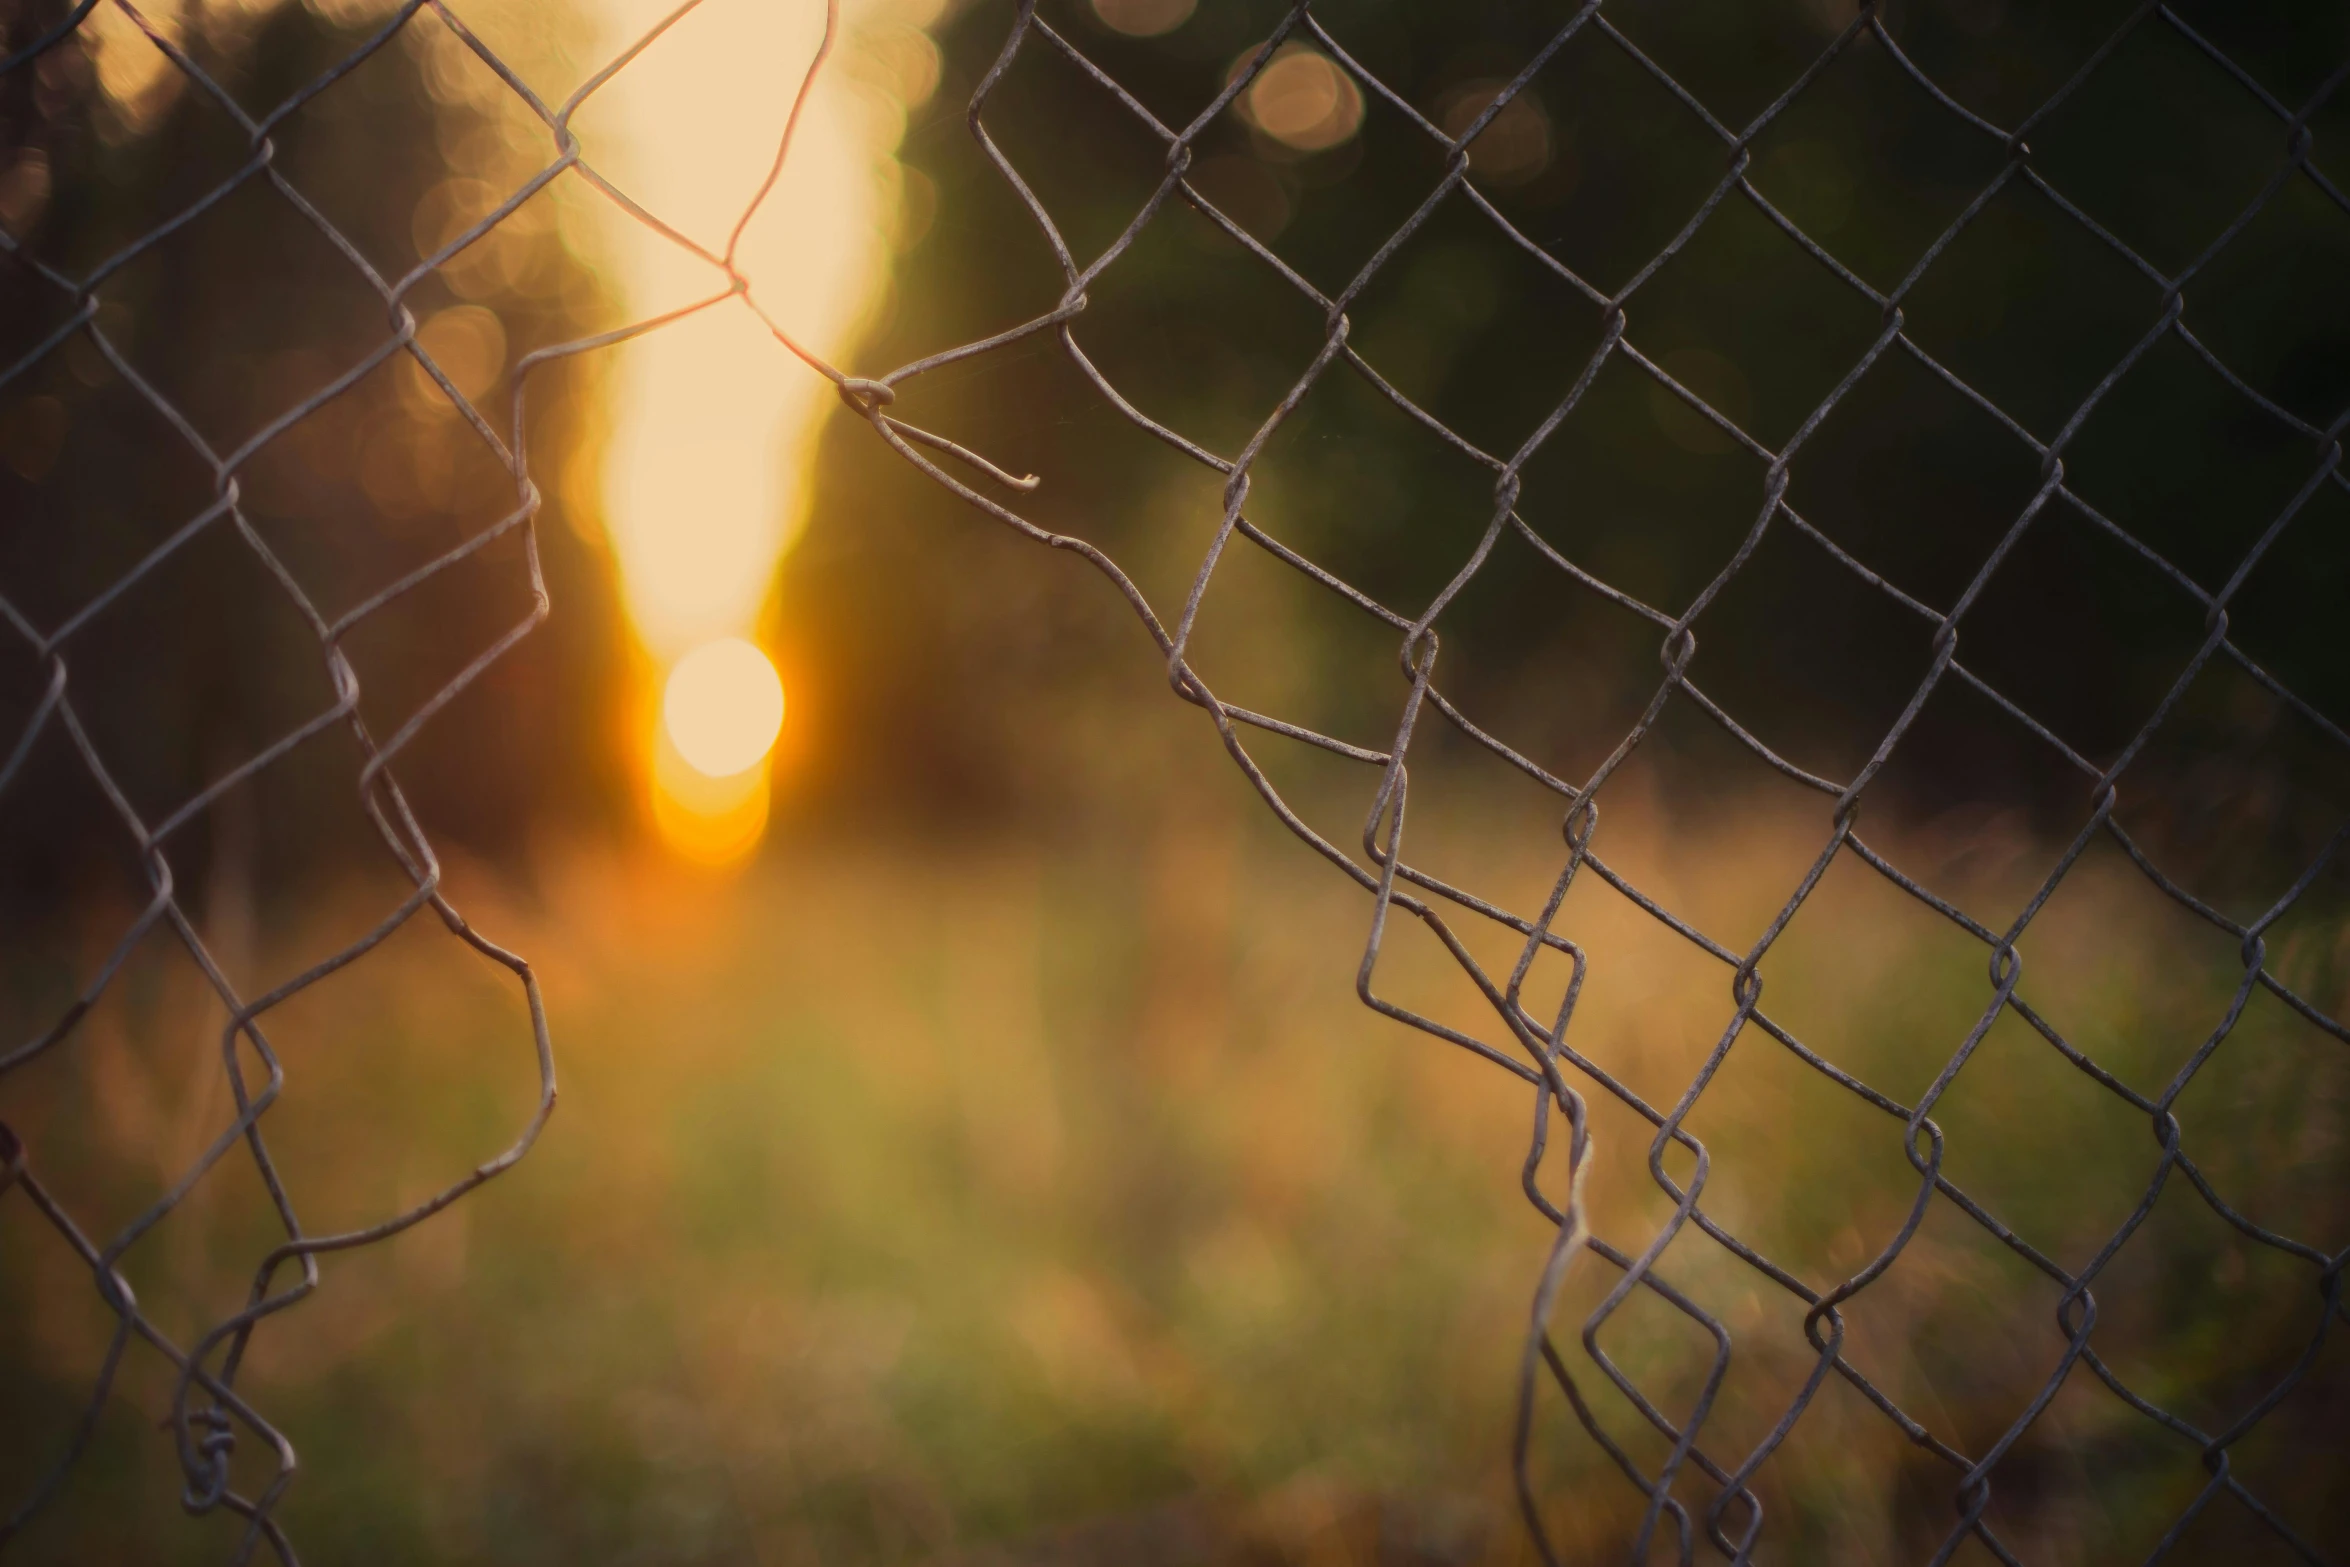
[3,0,2347,1561]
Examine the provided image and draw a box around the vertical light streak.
[574,0,939,858]
[94,0,936,858]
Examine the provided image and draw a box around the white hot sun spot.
[663,638,786,778]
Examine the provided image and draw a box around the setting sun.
[662,638,786,779]
[565,0,936,857]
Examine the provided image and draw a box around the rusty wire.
[3,0,2348,1562]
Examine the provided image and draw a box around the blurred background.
[3,0,2348,1560]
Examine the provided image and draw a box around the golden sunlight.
[576,0,941,858]
[663,637,785,779]
[649,729,771,864]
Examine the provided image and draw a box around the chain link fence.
[4,0,2348,1561]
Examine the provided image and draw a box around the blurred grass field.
[6,764,2345,1564]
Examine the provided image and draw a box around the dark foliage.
[0,0,626,912]
[790,0,2350,900]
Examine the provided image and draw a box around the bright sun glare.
[663,638,786,778]
[572,0,940,859]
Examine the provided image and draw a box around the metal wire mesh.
[3,0,2347,1561]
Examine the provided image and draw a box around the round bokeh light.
[662,637,785,778]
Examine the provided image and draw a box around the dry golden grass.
[4,775,2344,1563]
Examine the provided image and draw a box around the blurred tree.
[0,0,627,912]
[789,0,2350,890]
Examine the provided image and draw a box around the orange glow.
[1238,45,1364,154]
[650,734,770,865]
[566,0,940,855]
[663,638,785,779]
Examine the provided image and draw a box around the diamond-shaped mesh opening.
[403,152,577,310]
[89,173,395,457]
[1419,579,1653,795]
[1945,491,2214,770]
[2164,1,2350,111]
[0,693,158,953]
[1784,347,2048,612]
[1489,22,1734,299]
[1155,518,1383,735]
[1682,518,1939,785]
[1745,23,2010,295]
[1045,0,1259,131]
[1748,846,1999,1097]
[2188,176,2350,431]
[2166,987,2350,1217]
[2086,1166,2337,1426]
[2063,333,2325,598]
[2103,654,2350,913]
[1241,370,1510,612]
[1930,1000,2168,1254]
[1228,44,1461,301]
[0,333,218,634]
[9,19,259,282]
[2215,476,2350,727]
[1054,200,1333,451]
[1881,0,2146,132]
[963,18,1186,272]
[2029,15,2294,281]
[263,21,495,286]
[221,897,548,1210]
[1515,351,1770,610]
[1626,201,1886,456]
[1176,147,1291,247]
[1339,191,1609,459]
[1899,173,2170,443]
[1597,2,1851,138]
